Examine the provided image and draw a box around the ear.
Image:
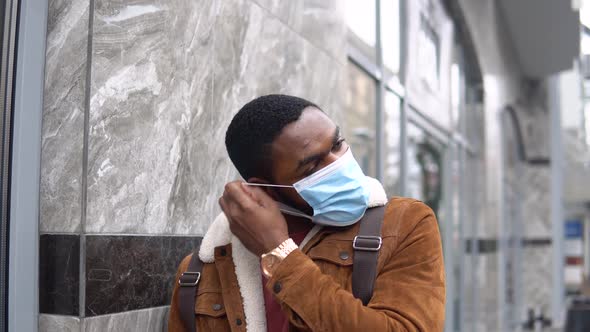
[246,177,281,201]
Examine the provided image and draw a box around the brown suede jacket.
[168,191,445,332]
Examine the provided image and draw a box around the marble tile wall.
[522,246,553,318]
[521,166,552,238]
[41,0,347,236]
[39,234,202,317]
[84,306,169,332]
[39,314,80,332]
[40,0,347,329]
[85,236,201,316]
[85,0,347,235]
[40,0,89,233]
[39,308,169,332]
[39,234,80,315]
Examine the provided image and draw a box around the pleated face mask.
[246,148,370,227]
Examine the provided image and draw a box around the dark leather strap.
[352,205,386,305]
[178,251,203,332]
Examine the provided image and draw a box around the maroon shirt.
[261,229,310,332]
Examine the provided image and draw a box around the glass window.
[346,0,377,60]
[406,122,443,214]
[344,62,377,177]
[381,0,401,76]
[346,0,376,46]
[383,91,401,196]
[417,15,440,91]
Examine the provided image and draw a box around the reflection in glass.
[417,15,440,91]
[345,0,376,47]
[344,62,377,177]
[406,122,442,214]
[346,0,377,61]
[383,92,401,197]
[381,0,401,76]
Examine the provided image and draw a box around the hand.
[218,181,289,256]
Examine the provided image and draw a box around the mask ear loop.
[243,183,293,188]
[242,183,313,220]
[276,202,313,220]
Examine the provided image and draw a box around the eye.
[332,138,345,151]
[304,160,321,176]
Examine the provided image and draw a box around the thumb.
[241,183,276,207]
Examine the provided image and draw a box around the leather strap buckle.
[178,271,201,287]
[353,235,382,251]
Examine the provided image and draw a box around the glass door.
[406,121,444,215]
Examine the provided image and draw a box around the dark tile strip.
[41,233,553,317]
[85,235,202,316]
[521,238,552,247]
[39,234,80,315]
[465,238,497,254]
[464,237,553,254]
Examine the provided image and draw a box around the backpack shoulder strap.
[178,251,203,332]
[352,205,386,305]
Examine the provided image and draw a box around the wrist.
[261,238,298,278]
[264,235,290,254]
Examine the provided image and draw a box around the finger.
[222,185,241,212]
[241,184,276,207]
[224,182,256,209]
[220,195,240,221]
[218,196,230,218]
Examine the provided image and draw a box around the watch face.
[262,254,281,277]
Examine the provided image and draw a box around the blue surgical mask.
[246,148,370,227]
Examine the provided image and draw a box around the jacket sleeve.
[267,201,446,331]
[167,254,193,332]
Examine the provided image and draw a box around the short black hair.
[225,94,320,180]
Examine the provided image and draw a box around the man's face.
[250,107,349,214]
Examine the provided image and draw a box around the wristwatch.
[261,238,298,278]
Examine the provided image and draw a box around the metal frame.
[442,142,456,332]
[0,0,19,329]
[498,107,527,330]
[465,85,480,332]
[456,52,467,332]
[548,74,565,328]
[8,0,47,331]
[375,0,385,181]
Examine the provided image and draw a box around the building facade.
[5,0,582,331]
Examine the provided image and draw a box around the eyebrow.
[296,126,341,171]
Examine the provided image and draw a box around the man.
[168,94,445,331]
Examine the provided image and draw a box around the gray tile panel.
[40,0,90,233]
[39,314,80,332]
[84,306,169,332]
[85,0,346,234]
